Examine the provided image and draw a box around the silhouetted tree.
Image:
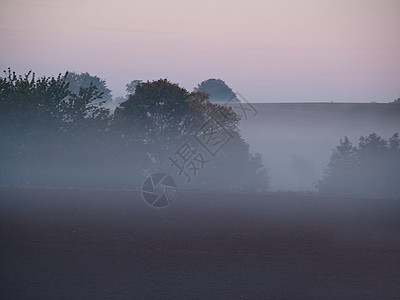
[125,80,142,95]
[195,78,236,104]
[65,71,113,104]
[318,136,359,194]
[318,133,400,195]
[1,71,268,190]
[114,79,233,165]
[0,68,110,186]
[114,79,268,190]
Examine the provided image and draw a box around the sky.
[0,0,399,102]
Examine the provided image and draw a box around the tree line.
[319,133,400,195]
[1,68,398,195]
[0,69,267,190]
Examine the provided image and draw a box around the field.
[1,187,400,299]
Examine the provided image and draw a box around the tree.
[1,71,268,191]
[318,136,359,194]
[392,96,400,104]
[114,79,224,166]
[389,132,400,150]
[195,78,236,104]
[114,79,268,190]
[0,68,70,184]
[64,72,113,104]
[318,133,400,195]
[0,68,110,186]
[358,133,387,154]
[387,133,400,194]
[125,80,142,95]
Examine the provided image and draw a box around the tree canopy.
[125,80,142,95]
[195,78,236,104]
[65,71,113,104]
[318,133,400,195]
[0,68,110,186]
[1,71,268,191]
[114,79,267,190]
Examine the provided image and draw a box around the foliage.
[125,80,142,95]
[318,133,400,195]
[113,79,268,190]
[195,78,236,104]
[393,96,400,104]
[65,72,113,104]
[1,72,268,190]
[0,68,110,186]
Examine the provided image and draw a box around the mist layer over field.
[1,70,399,195]
[238,103,400,191]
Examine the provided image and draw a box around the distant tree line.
[2,68,398,195]
[0,69,268,190]
[318,133,400,195]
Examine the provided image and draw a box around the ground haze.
[239,103,400,191]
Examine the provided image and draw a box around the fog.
[2,78,400,299]
[238,103,400,191]
[1,71,399,197]
[2,99,400,195]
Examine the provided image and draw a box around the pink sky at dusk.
[1,0,399,102]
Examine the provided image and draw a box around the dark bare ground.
[1,188,400,299]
